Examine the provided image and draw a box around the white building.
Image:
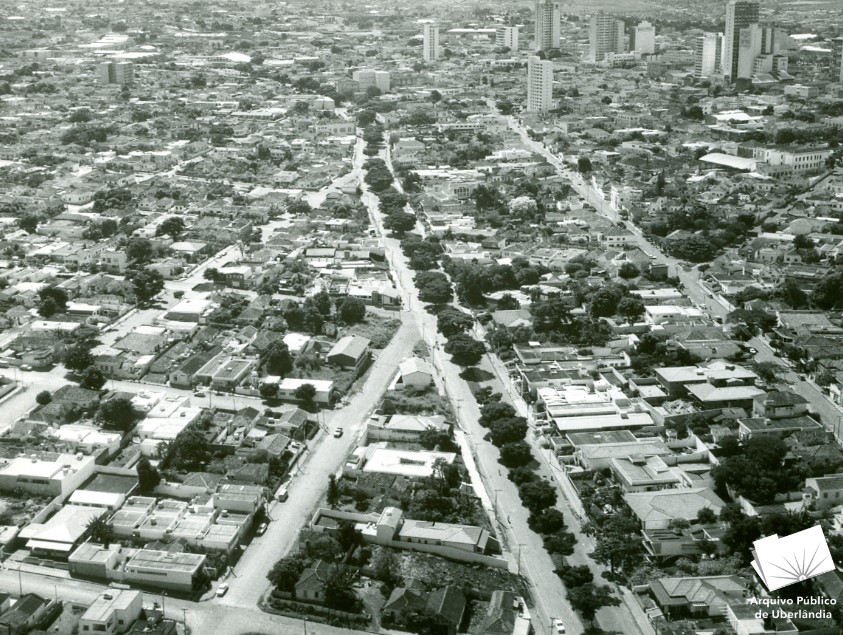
[496,26,519,52]
[590,12,625,62]
[694,33,723,78]
[526,55,553,113]
[736,24,782,80]
[352,68,390,93]
[122,549,207,592]
[0,452,97,498]
[423,23,440,63]
[632,21,656,54]
[534,0,560,51]
[80,590,143,635]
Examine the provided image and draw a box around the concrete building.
[98,60,133,85]
[631,21,656,54]
[326,335,371,372]
[423,24,440,63]
[80,590,143,635]
[122,549,206,592]
[534,0,560,51]
[589,12,625,62]
[496,26,519,52]
[736,24,782,80]
[0,452,97,498]
[722,0,759,82]
[833,37,843,84]
[526,55,553,113]
[694,33,723,78]
[352,69,390,93]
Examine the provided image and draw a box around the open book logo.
[751,525,835,592]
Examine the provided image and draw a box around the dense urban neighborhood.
[0,0,843,634]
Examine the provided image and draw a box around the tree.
[518,480,557,514]
[97,397,135,431]
[499,441,533,468]
[590,513,645,574]
[488,417,528,446]
[37,297,58,318]
[544,530,576,555]
[35,391,52,406]
[589,286,623,318]
[529,508,567,534]
[437,309,474,338]
[125,236,153,262]
[337,297,366,324]
[64,344,94,373]
[38,287,68,316]
[80,367,106,390]
[294,383,317,406]
[383,211,416,236]
[567,584,619,623]
[137,457,161,493]
[337,520,363,553]
[267,556,307,593]
[617,296,645,324]
[812,272,843,310]
[260,383,278,400]
[155,217,185,238]
[479,402,516,427]
[303,307,324,335]
[556,564,593,588]
[164,425,211,471]
[203,267,222,283]
[443,334,485,367]
[324,565,360,612]
[261,341,294,376]
[327,474,340,509]
[129,268,164,304]
[415,272,453,304]
[86,515,114,547]
[577,157,592,173]
[618,262,640,279]
[18,215,38,234]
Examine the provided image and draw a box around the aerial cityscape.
[0,0,842,634]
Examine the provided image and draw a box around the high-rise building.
[423,24,440,63]
[353,69,391,93]
[496,26,519,51]
[590,12,625,62]
[694,33,723,78]
[722,0,759,82]
[831,37,843,83]
[534,0,560,51]
[736,23,781,79]
[98,60,133,85]
[526,55,553,113]
[631,21,656,55]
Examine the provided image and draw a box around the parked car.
[552,618,566,634]
[256,522,268,536]
[333,428,343,438]
[216,583,229,597]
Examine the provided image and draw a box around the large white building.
[496,26,519,51]
[736,24,783,80]
[526,55,554,113]
[589,12,625,62]
[722,0,759,82]
[694,32,723,78]
[353,68,390,93]
[631,21,656,54]
[534,0,560,51]
[423,23,440,63]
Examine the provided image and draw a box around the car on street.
[194,389,206,397]
[552,618,566,634]
[748,347,757,354]
[216,583,229,597]
[20,365,32,371]
[333,428,344,438]
[256,522,268,536]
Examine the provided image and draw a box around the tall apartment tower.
[526,55,553,113]
[722,0,759,82]
[423,24,440,63]
[736,23,780,79]
[631,21,656,54]
[534,0,561,51]
[833,38,843,83]
[496,26,519,51]
[694,33,723,78]
[98,60,133,85]
[589,12,625,62]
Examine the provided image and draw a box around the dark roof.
[327,335,370,361]
[425,587,466,626]
[756,390,809,406]
[476,590,517,635]
[79,473,137,494]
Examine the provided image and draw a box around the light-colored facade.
[80,590,143,635]
[496,26,519,52]
[833,37,843,83]
[534,0,560,51]
[694,33,723,78]
[722,0,759,82]
[526,55,553,113]
[0,452,97,498]
[736,24,781,80]
[589,12,625,62]
[632,21,656,54]
[423,24,440,63]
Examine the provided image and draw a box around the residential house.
[648,575,748,618]
[325,335,371,373]
[79,590,143,635]
[394,357,433,390]
[295,560,333,602]
[624,488,725,531]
